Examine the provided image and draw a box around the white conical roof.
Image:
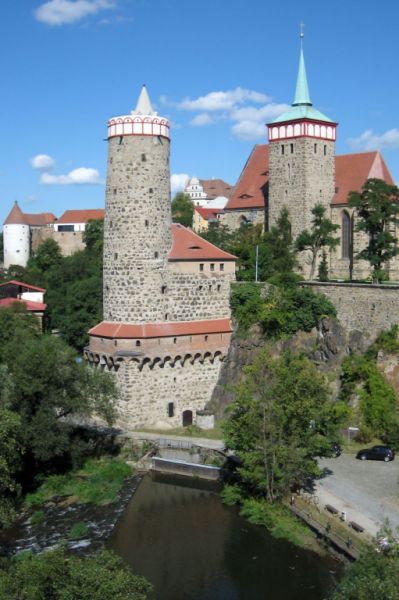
[133,85,156,116]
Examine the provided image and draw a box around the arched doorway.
[182,410,193,427]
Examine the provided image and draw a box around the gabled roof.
[199,179,233,200]
[57,209,105,224]
[0,298,46,311]
[25,213,56,226]
[3,201,27,225]
[89,318,232,339]
[194,207,223,221]
[0,280,46,293]
[333,151,394,205]
[169,224,235,261]
[225,145,269,210]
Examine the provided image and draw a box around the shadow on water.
[107,473,341,600]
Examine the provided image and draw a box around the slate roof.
[168,224,235,261]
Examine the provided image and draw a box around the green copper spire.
[293,32,312,106]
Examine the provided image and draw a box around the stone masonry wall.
[269,138,335,278]
[220,208,265,231]
[103,135,172,322]
[301,281,399,342]
[111,356,223,429]
[31,228,85,256]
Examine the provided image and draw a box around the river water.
[107,474,341,600]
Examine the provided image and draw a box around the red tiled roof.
[89,318,233,339]
[0,298,47,311]
[25,213,56,226]
[200,179,233,200]
[3,201,27,225]
[225,145,269,210]
[194,207,224,221]
[57,209,105,224]
[169,224,235,261]
[0,280,46,293]
[333,151,394,205]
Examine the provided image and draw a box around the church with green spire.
[222,32,396,280]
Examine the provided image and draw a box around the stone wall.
[31,228,85,256]
[220,208,265,231]
[109,355,223,429]
[301,281,399,342]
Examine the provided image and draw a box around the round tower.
[3,201,30,268]
[103,86,172,322]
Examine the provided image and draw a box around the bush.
[230,283,262,332]
[69,521,89,539]
[0,548,152,600]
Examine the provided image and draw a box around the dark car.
[356,445,395,462]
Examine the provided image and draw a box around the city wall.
[301,281,399,342]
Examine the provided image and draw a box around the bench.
[349,521,364,533]
[325,504,339,515]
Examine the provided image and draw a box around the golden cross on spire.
[300,21,305,39]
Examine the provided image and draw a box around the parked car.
[356,445,395,462]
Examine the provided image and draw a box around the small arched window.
[342,211,351,259]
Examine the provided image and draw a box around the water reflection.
[107,474,340,600]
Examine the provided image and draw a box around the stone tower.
[86,86,236,430]
[103,86,171,323]
[267,34,337,275]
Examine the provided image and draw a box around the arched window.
[342,211,351,258]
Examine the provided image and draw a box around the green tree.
[295,204,339,280]
[83,218,104,254]
[171,192,194,227]
[0,305,116,468]
[318,250,329,281]
[224,350,345,503]
[27,238,63,273]
[332,524,399,600]
[0,405,22,526]
[264,207,297,278]
[348,178,399,282]
[0,548,152,599]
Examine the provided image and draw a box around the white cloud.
[171,173,189,194]
[30,154,55,170]
[175,87,289,141]
[347,128,399,151]
[34,0,115,26]
[40,167,102,185]
[179,88,271,112]
[190,113,215,127]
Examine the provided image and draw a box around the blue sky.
[1,0,399,224]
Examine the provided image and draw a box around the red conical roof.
[3,201,27,225]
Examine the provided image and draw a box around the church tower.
[267,32,337,272]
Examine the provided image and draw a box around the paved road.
[317,453,399,536]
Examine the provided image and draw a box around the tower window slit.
[314,143,317,153]
[281,145,285,155]
[154,251,159,258]
[161,285,167,294]
[290,143,294,154]
[114,253,118,260]
[145,220,149,227]
[149,188,153,194]
[324,145,327,156]
[113,188,117,195]
[136,340,141,347]
[141,153,146,162]
[168,402,175,418]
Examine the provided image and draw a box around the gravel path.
[317,453,399,536]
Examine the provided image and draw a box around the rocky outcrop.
[209,318,368,419]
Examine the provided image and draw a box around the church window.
[199,263,204,272]
[210,263,215,271]
[168,402,175,418]
[136,340,141,347]
[342,211,351,259]
[314,143,317,153]
[281,145,285,155]
[220,263,224,271]
[290,143,294,154]
[141,153,146,162]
